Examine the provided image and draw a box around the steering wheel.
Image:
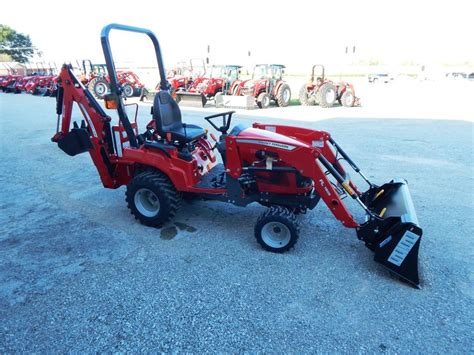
[204,111,235,135]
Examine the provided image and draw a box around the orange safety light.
[104,94,118,109]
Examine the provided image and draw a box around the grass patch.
[289,98,301,106]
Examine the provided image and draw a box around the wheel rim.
[264,96,270,107]
[282,88,290,103]
[95,82,108,96]
[261,222,291,248]
[124,85,133,97]
[134,188,161,217]
[326,89,336,103]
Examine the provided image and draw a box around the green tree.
[0,25,35,63]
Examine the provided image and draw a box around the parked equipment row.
[163,61,360,109]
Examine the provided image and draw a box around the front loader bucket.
[176,92,207,107]
[215,94,255,109]
[357,178,422,288]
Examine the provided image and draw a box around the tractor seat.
[153,91,205,144]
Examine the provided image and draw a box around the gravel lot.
[0,83,473,352]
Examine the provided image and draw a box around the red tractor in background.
[22,63,59,96]
[165,58,206,94]
[79,59,145,99]
[299,64,359,108]
[231,64,291,109]
[1,63,22,93]
[176,64,242,107]
[1,74,22,93]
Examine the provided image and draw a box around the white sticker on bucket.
[387,230,420,266]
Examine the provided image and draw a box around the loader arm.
[253,123,362,193]
[252,123,423,287]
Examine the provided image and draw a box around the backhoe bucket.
[357,178,422,288]
[176,92,207,107]
[56,128,93,156]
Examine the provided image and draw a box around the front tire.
[340,90,356,107]
[257,92,271,109]
[255,207,299,253]
[276,84,291,107]
[123,84,134,97]
[126,171,181,227]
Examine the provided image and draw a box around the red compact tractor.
[52,24,423,288]
[231,64,291,109]
[299,65,359,108]
[177,65,242,107]
[1,74,22,93]
[79,60,144,99]
[160,58,207,99]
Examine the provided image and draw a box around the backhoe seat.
[153,91,205,144]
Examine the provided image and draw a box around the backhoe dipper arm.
[52,65,117,188]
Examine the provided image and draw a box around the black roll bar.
[100,23,169,148]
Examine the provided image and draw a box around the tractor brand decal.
[387,230,420,266]
[318,179,332,196]
[236,139,296,151]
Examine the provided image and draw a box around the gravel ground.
[0,88,473,352]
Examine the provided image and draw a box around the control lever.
[209,133,218,150]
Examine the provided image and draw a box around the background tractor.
[232,64,291,109]
[299,64,359,108]
[79,59,144,99]
[152,58,207,102]
[177,64,241,107]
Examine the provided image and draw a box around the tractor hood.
[235,127,309,150]
[238,79,256,88]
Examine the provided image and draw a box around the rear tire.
[299,84,316,106]
[92,78,110,99]
[317,82,337,108]
[255,207,299,253]
[257,92,271,109]
[126,171,181,227]
[340,90,355,107]
[276,84,291,107]
[88,78,97,93]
